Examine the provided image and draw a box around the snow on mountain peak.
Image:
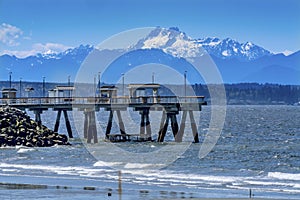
[1,27,272,62]
[135,27,204,58]
[134,27,271,61]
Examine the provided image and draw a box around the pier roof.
[127,83,160,90]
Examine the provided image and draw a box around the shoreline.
[0,182,282,200]
[0,176,296,200]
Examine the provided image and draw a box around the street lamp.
[68,75,71,86]
[98,71,101,95]
[68,75,71,98]
[122,73,125,96]
[42,76,45,97]
[184,71,187,101]
[19,78,22,98]
[9,71,12,89]
[94,75,96,98]
[152,72,155,84]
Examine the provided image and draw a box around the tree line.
[1,81,300,105]
[192,83,300,105]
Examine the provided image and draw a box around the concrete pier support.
[87,111,97,143]
[139,109,152,141]
[53,109,73,138]
[145,110,152,140]
[105,109,127,140]
[189,110,199,143]
[176,110,200,143]
[158,112,175,142]
[83,111,89,139]
[157,109,199,143]
[157,111,167,142]
[176,110,187,142]
[170,114,179,140]
[34,110,42,126]
[105,110,114,139]
[63,110,73,138]
[116,110,126,140]
[30,108,48,127]
[83,109,98,144]
[54,110,62,132]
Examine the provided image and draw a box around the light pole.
[42,76,45,97]
[152,72,155,84]
[98,71,101,95]
[94,75,96,98]
[68,75,71,98]
[68,75,70,86]
[9,71,12,89]
[122,73,125,96]
[184,71,187,101]
[19,78,22,98]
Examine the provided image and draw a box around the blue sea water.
[0,105,299,199]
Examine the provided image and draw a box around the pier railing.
[0,96,206,106]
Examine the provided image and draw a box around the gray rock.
[0,107,70,147]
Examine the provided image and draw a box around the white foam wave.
[1,161,299,197]
[124,163,164,169]
[17,147,36,154]
[268,172,300,181]
[93,161,123,167]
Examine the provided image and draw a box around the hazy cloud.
[0,42,72,58]
[0,23,23,46]
[32,43,72,54]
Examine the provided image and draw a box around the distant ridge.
[0,27,299,84]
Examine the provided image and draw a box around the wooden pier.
[0,96,207,143]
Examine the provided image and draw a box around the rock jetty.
[0,107,70,147]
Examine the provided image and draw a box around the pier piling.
[53,109,73,138]
[105,110,114,139]
[139,109,152,141]
[54,110,62,132]
[34,110,42,126]
[85,109,98,144]
[189,110,199,143]
[63,110,73,138]
[145,110,152,140]
[116,110,126,139]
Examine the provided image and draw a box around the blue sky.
[0,0,299,57]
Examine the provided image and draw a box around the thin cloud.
[33,43,72,54]
[0,23,23,46]
[0,42,73,58]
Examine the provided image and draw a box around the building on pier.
[100,85,118,98]
[128,83,160,103]
[1,88,17,99]
[48,86,75,98]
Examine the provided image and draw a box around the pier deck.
[0,96,207,143]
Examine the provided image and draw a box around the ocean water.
[0,105,299,199]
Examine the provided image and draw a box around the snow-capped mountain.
[0,45,94,82]
[193,37,272,61]
[0,27,299,84]
[36,44,94,60]
[134,27,203,58]
[135,27,272,61]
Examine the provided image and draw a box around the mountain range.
[0,27,299,84]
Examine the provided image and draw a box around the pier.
[0,96,207,143]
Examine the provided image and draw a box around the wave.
[1,162,300,198]
[268,172,300,181]
[16,147,37,154]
